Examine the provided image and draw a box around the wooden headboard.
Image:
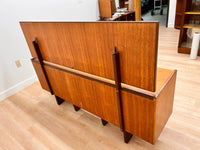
[20,21,158,91]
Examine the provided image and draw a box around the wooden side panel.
[154,71,177,143]
[121,91,156,144]
[20,22,158,92]
[174,0,184,29]
[99,0,112,18]
[44,65,120,127]
[134,0,141,21]
[31,61,50,92]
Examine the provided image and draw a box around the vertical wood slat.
[32,38,54,95]
[112,47,133,143]
[134,0,141,20]
[112,47,124,131]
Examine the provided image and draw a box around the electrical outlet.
[15,60,22,68]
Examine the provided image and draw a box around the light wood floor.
[1,27,200,150]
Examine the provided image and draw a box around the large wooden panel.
[20,22,158,91]
[44,65,120,127]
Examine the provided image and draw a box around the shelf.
[185,12,200,15]
[183,24,200,29]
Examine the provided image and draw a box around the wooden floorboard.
[1,27,200,149]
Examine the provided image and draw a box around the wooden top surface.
[20,22,159,91]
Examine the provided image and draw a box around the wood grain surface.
[154,71,177,143]
[99,0,112,18]
[44,65,120,127]
[122,91,156,143]
[20,22,159,91]
[134,0,141,20]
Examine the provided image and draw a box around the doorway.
[141,0,170,27]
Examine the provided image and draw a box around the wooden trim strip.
[154,22,159,92]
[121,86,154,99]
[44,61,115,88]
[32,59,155,100]
[112,48,124,130]
[32,38,54,95]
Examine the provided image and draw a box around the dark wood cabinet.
[176,0,200,55]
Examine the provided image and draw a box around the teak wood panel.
[20,22,159,92]
[154,71,177,142]
[43,65,120,127]
[99,0,112,18]
[122,70,176,144]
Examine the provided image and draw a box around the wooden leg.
[55,96,64,105]
[73,105,80,111]
[123,131,132,143]
[101,119,108,126]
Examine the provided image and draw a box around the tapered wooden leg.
[55,96,64,105]
[73,105,80,111]
[101,119,108,126]
[123,131,132,143]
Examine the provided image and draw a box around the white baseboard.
[0,75,38,101]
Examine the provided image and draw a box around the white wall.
[168,0,177,28]
[0,0,99,101]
